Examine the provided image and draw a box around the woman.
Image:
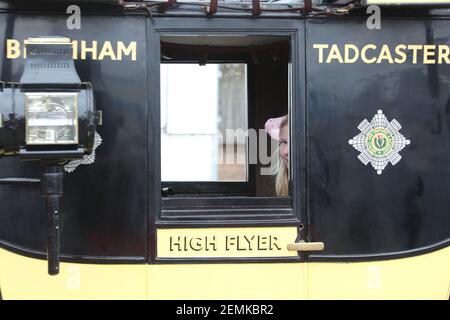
[265,115,289,196]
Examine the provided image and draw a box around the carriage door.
[304,18,450,299]
[146,19,313,299]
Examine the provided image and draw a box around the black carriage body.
[0,1,449,264]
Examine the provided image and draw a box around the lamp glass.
[25,92,78,145]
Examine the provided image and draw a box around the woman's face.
[279,123,289,167]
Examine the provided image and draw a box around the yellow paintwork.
[0,248,147,300]
[0,244,449,299]
[147,263,307,300]
[307,246,450,300]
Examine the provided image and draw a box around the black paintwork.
[306,18,450,259]
[0,13,148,262]
[0,4,448,264]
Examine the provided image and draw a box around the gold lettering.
[423,45,436,64]
[361,44,377,64]
[169,236,182,252]
[438,45,450,64]
[257,236,268,250]
[270,236,282,251]
[81,40,98,60]
[205,236,217,251]
[326,44,344,64]
[98,41,117,61]
[6,39,20,59]
[71,40,78,60]
[237,236,247,251]
[225,236,236,251]
[344,44,359,64]
[394,44,407,64]
[313,44,329,63]
[190,237,203,251]
[408,45,423,64]
[117,41,137,61]
[5,39,138,62]
[243,235,255,251]
[377,44,394,64]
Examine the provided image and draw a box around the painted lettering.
[314,43,450,65]
[6,39,137,62]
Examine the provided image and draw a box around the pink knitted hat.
[264,115,288,141]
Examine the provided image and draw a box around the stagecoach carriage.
[0,0,449,300]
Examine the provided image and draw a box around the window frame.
[147,18,306,263]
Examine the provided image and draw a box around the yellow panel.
[1,244,449,299]
[307,246,450,300]
[157,227,298,258]
[0,248,147,300]
[147,263,307,300]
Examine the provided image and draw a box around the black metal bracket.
[41,164,64,276]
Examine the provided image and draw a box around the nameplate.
[157,227,298,259]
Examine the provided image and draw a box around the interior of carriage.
[160,35,292,198]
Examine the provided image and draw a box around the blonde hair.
[275,118,289,197]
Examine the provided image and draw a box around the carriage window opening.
[161,64,248,182]
[160,36,291,197]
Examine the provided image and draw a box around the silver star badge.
[349,110,411,175]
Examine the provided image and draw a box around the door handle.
[287,241,325,252]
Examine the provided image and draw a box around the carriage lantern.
[0,37,101,275]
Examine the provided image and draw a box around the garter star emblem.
[348,110,411,175]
